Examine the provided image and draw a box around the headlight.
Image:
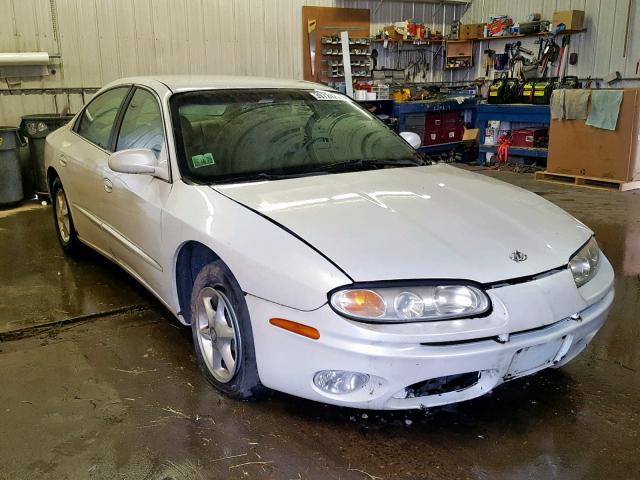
[569,237,600,287]
[330,284,490,322]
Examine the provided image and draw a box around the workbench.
[393,98,477,154]
[476,104,550,163]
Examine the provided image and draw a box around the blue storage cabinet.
[476,104,550,163]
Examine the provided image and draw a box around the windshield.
[170,89,423,184]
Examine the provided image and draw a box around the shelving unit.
[479,144,548,158]
[476,104,550,164]
[370,38,444,46]
[445,39,473,70]
[475,28,585,42]
[369,28,586,74]
[301,5,370,85]
[320,36,372,81]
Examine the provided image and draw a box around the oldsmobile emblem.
[510,250,528,263]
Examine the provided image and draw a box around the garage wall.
[0,0,335,126]
[461,0,640,85]
[335,0,640,86]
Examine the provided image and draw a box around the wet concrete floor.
[0,167,639,479]
[0,203,152,334]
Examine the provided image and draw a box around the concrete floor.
[0,167,638,479]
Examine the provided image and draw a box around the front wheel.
[190,260,264,400]
[51,177,81,255]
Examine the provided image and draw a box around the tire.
[190,260,264,400]
[51,177,81,256]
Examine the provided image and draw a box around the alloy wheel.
[194,286,242,383]
[55,188,71,243]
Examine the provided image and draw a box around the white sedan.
[45,76,614,410]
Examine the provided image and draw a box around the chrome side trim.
[101,221,163,272]
[73,203,163,272]
[73,203,103,226]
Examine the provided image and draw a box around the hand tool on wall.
[484,48,495,76]
[308,19,317,78]
[556,35,569,79]
[539,37,559,77]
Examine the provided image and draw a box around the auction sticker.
[192,152,215,168]
[309,90,346,101]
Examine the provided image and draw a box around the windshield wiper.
[212,169,334,184]
[211,158,425,185]
[213,172,281,185]
[305,158,424,174]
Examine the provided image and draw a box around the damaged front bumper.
[248,256,614,410]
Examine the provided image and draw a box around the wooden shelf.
[322,53,371,57]
[480,144,548,158]
[461,29,585,42]
[371,38,444,45]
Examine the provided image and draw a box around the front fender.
[163,182,351,311]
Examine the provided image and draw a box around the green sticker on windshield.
[192,152,215,168]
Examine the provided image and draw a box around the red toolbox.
[425,112,464,145]
[510,127,548,148]
[442,111,463,127]
[424,130,441,146]
[441,124,464,143]
[425,113,443,130]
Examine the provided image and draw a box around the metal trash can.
[0,126,25,206]
[20,113,75,196]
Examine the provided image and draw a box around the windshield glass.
[170,89,422,184]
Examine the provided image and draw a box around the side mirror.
[108,148,158,175]
[399,131,422,149]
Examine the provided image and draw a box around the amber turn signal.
[331,289,386,318]
[269,318,320,340]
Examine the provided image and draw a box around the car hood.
[213,165,592,283]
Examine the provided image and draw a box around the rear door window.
[77,87,130,150]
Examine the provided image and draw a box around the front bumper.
[248,258,614,410]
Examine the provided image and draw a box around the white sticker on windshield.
[309,90,346,101]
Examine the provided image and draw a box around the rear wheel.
[51,177,80,255]
[190,260,264,400]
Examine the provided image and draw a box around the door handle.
[103,178,113,193]
[59,154,68,167]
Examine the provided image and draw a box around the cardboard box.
[463,128,479,144]
[383,25,404,40]
[459,23,485,40]
[446,40,473,57]
[547,89,640,182]
[552,10,584,31]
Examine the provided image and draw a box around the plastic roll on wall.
[0,52,49,66]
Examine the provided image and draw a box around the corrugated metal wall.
[462,0,640,84]
[0,0,335,126]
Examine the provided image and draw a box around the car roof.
[102,75,332,93]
